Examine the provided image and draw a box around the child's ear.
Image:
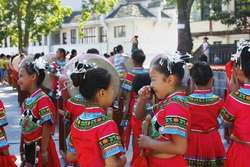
[31,73,37,82]
[168,75,177,86]
[98,89,105,97]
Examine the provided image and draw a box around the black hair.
[152,57,184,81]
[199,54,208,62]
[70,63,111,100]
[34,53,42,60]
[87,48,99,55]
[239,46,250,79]
[71,49,77,55]
[116,45,123,53]
[132,73,151,94]
[132,49,146,66]
[0,54,5,58]
[190,62,213,86]
[104,53,110,58]
[22,59,45,87]
[58,48,66,56]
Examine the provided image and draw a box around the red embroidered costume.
[67,107,125,167]
[147,93,190,167]
[185,89,225,166]
[0,100,17,166]
[20,89,60,167]
[220,83,250,167]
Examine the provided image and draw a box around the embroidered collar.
[26,89,42,106]
[85,107,106,115]
[242,83,250,89]
[193,89,213,94]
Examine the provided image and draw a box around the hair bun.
[70,73,82,87]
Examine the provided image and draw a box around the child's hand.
[138,86,152,100]
[139,134,153,148]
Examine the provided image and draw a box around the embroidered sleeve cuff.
[103,146,125,159]
[164,116,188,138]
[99,133,125,159]
[39,107,53,125]
[160,127,187,138]
[220,108,235,124]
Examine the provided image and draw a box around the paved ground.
[0,85,227,166]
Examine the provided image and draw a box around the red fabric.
[20,89,59,166]
[64,97,85,124]
[224,142,250,167]
[146,92,190,166]
[131,114,142,164]
[185,89,225,162]
[124,72,135,83]
[147,156,188,167]
[132,154,148,167]
[71,107,124,167]
[11,70,18,88]
[0,155,17,167]
[122,92,137,150]
[21,90,56,142]
[222,84,250,166]
[36,138,60,167]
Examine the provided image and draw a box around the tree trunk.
[16,0,23,54]
[177,0,194,54]
[23,0,34,55]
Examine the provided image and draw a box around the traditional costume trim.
[231,90,250,105]
[220,108,235,123]
[0,108,7,127]
[187,157,224,167]
[0,128,8,149]
[121,72,135,92]
[68,95,85,106]
[188,94,220,105]
[39,107,53,124]
[99,133,124,159]
[74,115,110,131]
[162,116,188,138]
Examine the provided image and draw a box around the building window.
[51,31,60,45]
[99,27,107,43]
[10,37,14,47]
[114,25,126,38]
[213,41,222,45]
[235,0,250,14]
[4,38,7,48]
[44,36,48,46]
[82,27,96,44]
[37,35,42,46]
[71,29,77,44]
[63,32,67,44]
[201,1,222,21]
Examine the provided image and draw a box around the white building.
[0,0,178,64]
[190,0,250,50]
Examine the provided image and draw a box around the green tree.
[0,0,71,54]
[0,0,14,45]
[79,0,118,36]
[166,0,195,54]
[209,0,250,30]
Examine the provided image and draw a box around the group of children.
[0,41,249,167]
